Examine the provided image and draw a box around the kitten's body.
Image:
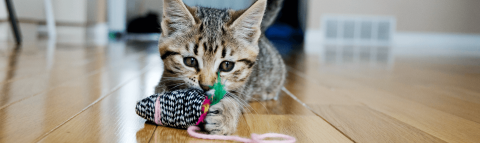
[242,35,285,101]
[156,0,284,135]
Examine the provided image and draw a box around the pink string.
[187,126,296,143]
[154,97,162,125]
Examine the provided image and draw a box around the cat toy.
[136,73,296,142]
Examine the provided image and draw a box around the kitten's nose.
[200,84,211,92]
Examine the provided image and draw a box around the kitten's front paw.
[204,100,239,135]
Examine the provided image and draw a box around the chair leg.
[44,0,56,38]
[5,0,22,45]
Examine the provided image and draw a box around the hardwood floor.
[0,40,479,142]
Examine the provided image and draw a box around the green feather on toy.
[208,72,227,105]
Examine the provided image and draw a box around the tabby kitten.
[155,0,285,135]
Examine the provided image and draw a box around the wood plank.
[244,114,352,143]
[0,44,101,82]
[283,72,362,106]
[38,66,162,143]
[246,93,319,115]
[286,57,480,142]
[304,58,480,124]
[285,70,447,142]
[353,77,480,124]
[0,47,160,143]
[0,45,148,109]
[308,105,445,143]
[420,85,480,105]
[243,92,352,143]
[341,87,480,143]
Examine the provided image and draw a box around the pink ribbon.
[187,126,296,143]
[154,97,162,125]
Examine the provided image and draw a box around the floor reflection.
[0,45,20,143]
[1,35,380,142]
[1,45,20,107]
[136,123,156,143]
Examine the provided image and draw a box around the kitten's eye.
[184,57,198,67]
[219,61,235,72]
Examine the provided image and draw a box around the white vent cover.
[316,15,396,69]
[322,15,396,45]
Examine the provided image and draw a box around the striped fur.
[155,0,285,135]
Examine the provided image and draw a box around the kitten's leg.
[252,66,286,101]
[267,64,286,101]
[253,81,284,101]
[267,85,283,100]
[204,96,241,135]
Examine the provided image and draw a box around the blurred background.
[0,0,479,57]
[1,0,479,48]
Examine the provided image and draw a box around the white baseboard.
[305,29,480,55]
[38,23,108,46]
[86,23,109,46]
[395,32,480,50]
[2,22,108,46]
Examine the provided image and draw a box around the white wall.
[0,0,104,25]
[0,0,107,44]
[108,0,127,32]
[53,0,87,24]
[0,1,7,20]
[11,0,45,21]
[87,0,107,24]
[307,0,480,34]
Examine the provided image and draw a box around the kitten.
[155,0,285,135]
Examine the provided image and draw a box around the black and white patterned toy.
[135,89,206,129]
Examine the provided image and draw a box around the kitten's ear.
[161,0,196,37]
[229,0,267,44]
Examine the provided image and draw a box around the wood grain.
[39,67,162,143]
[284,71,447,143]
[285,54,480,142]
[0,45,148,109]
[244,114,352,143]
[0,43,160,143]
[308,105,445,143]
[3,39,480,143]
[242,92,352,143]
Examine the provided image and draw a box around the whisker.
[227,92,255,115]
[227,94,260,126]
[228,95,251,113]
[170,83,187,90]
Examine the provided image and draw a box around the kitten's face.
[159,25,258,92]
[158,1,265,93]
